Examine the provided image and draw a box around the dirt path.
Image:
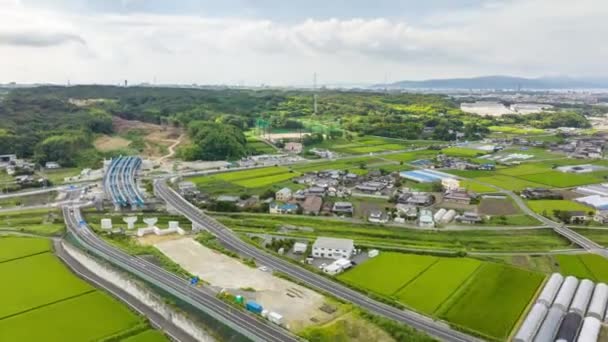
[157,134,184,162]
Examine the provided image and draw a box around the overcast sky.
[1,0,606,85]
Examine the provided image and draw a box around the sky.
[0,0,607,86]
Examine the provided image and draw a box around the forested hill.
[0,85,590,166]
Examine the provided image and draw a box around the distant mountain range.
[375,76,608,90]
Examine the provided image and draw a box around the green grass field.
[338,251,542,340]
[383,150,440,162]
[338,253,438,295]
[498,163,552,176]
[460,180,496,193]
[0,236,50,262]
[488,126,545,135]
[439,263,544,340]
[396,258,482,314]
[233,171,300,188]
[0,209,64,236]
[475,175,545,191]
[556,254,608,282]
[121,329,169,342]
[0,253,94,319]
[189,166,303,195]
[442,147,485,157]
[0,237,159,341]
[0,291,144,342]
[216,213,573,252]
[518,171,602,188]
[526,200,593,216]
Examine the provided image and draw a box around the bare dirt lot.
[155,238,340,331]
[105,117,187,159]
[94,135,132,152]
[478,198,519,215]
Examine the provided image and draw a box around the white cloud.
[0,0,607,84]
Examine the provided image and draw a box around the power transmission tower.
[313,73,318,116]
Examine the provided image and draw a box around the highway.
[154,179,480,342]
[62,205,300,342]
[54,240,198,342]
[104,156,145,208]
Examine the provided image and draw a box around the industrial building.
[312,237,354,260]
[574,195,608,210]
[399,169,456,183]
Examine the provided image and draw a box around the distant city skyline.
[1,0,607,85]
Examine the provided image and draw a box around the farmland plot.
[0,236,50,262]
[439,263,543,340]
[0,291,143,342]
[338,253,438,295]
[396,258,481,314]
[0,253,94,319]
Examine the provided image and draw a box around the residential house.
[405,193,434,207]
[568,211,590,223]
[307,186,327,197]
[594,211,608,224]
[443,189,475,204]
[275,187,293,201]
[521,188,563,200]
[395,203,418,220]
[269,202,299,214]
[455,212,482,224]
[302,196,323,215]
[312,237,354,259]
[368,210,389,224]
[332,202,354,215]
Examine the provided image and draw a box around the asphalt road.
[54,239,198,342]
[155,179,480,342]
[62,206,299,342]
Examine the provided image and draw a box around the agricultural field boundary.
[0,289,95,322]
[0,250,50,265]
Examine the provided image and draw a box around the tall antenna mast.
[313,72,318,116]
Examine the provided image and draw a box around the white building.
[418,209,435,228]
[441,178,460,191]
[292,242,308,254]
[275,187,293,201]
[45,161,60,169]
[312,237,354,260]
[322,258,352,275]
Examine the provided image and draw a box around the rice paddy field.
[308,136,440,155]
[337,252,543,340]
[555,254,608,282]
[189,166,303,196]
[0,236,163,342]
[441,147,485,158]
[526,200,593,216]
